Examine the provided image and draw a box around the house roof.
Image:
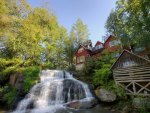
[95,41,103,46]
[75,43,105,55]
[91,48,104,55]
[103,35,113,45]
[75,44,91,54]
[111,49,150,70]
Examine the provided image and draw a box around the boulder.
[95,88,116,102]
[66,101,80,109]
[65,98,97,109]
[81,99,97,109]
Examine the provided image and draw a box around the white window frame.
[78,48,84,53]
[109,40,121,47]
[77,56,85,63]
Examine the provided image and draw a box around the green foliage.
[78,52,127,98]
[0,0,71,69]
[0,58,22,70]
[70,18,89,48]
[76,58,95,83]
[65,19,90,69]
[0,66,17,81]
[139,109,150,113]
[92,54,115,86]
[93,67,111,86]
[23,66,40,93]
[103,81,127,99]
[2,85,17,105]
[105,0,150,48]
[0,58,22,82]
[41,62,55,69]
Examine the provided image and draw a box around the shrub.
[93,67,111,86]
[103,81,127,99]
[76,58,95,83]
[23,66,40,93]
[41,61,54,69]
[3,85,17,105]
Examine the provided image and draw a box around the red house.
[103,35,122,52]
[75,35,122,70]
[75,35,150,70]
[75,45,91,70]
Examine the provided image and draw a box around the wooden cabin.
[111,50,150,96]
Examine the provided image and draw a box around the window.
[109,40,121,47]
[77,56,85,63]
[123,61,136,68]
[78,48,84,53]
[95,44,103,50]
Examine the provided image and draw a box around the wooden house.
[75,35,122,70]
[75,45,91,70]
[111,50,150,96]
[103,35,122,53]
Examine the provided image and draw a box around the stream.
[0,105,118,113]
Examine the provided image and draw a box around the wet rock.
[63,79,86,102]
[66,101,80,109]
[95,89,116,102]
[65,98,97,109]
[26,100,34,109]
[88,84,99,101]
[79,98,98,109]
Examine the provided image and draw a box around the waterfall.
[12,70,94,113]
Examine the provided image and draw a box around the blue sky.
[27,0,117,44]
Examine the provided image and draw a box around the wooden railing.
[113,65,150,96]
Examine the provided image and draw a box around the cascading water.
[12,70,94,113]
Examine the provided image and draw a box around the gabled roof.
[104,35,113,45]
[95,41,103,47]
[103,35,119,46]
[111,50,150,70]
[75,44,91,54]
[91,48,104,55]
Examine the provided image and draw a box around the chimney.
[87,40,92,50]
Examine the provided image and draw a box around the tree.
[0,0,70,68]
[71,18,89,48]
[66,19,89,69]
[105,0,150,49]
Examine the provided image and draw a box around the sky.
[27,0,117,45]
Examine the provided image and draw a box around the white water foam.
[12,70,94,113]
